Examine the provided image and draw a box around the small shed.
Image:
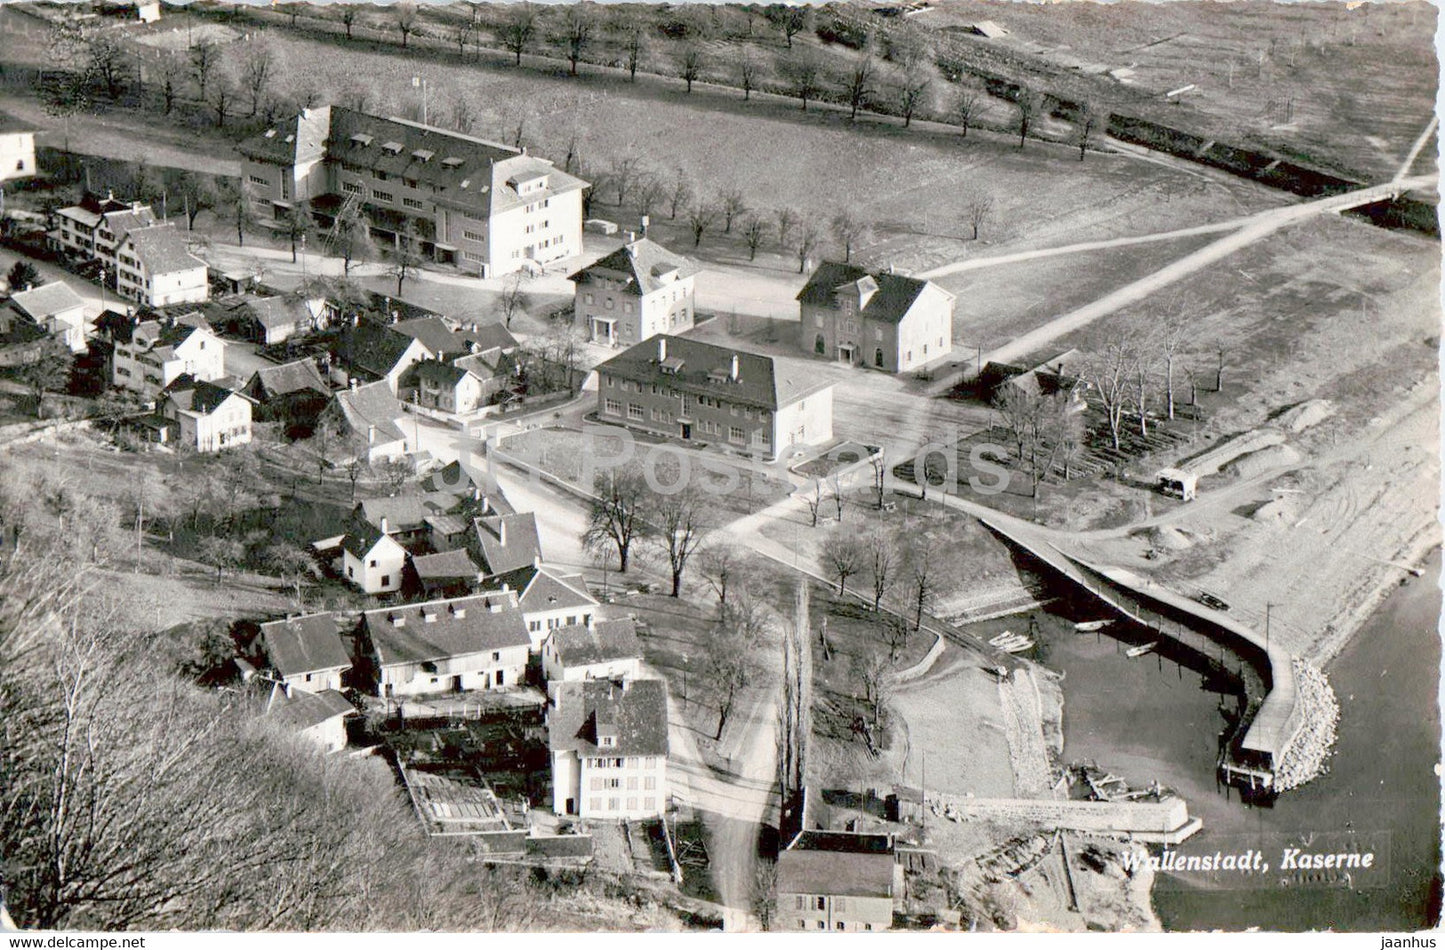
[1155,467,1198,501]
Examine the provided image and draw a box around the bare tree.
[583,464,650,573]
[1084,337,1138,451]
[240,40,274,117]
[1130,352,1155,438]
[779,5,811,48]
[668,172,693,220]
[741,215,769,260]
[698,543,744,610]
[903,540,938,632]
[687,201,718,248]
[854,647,893,730]
[898,66,931,128]
[738,50,758,100]
[777,580,812,806]
[869,450,888,509]
[820,535,865,597]
[190,38,219,101]
[85,34,129,100]
[801,477,824,526]
[1156,310,1188,420]
[610,155,641,207]
[634,173,665,220]
[1015,85,1042,148]
[451,19,474,57]
[499,270,528,329]
[963,188,993,241]
[1076,101,1105,161]
[652,482,707,597]
[795,219,819,274]
[387,221,425,296]
[712,188,747,234]
[955,84,981,138]
[502,4,537,66]
[775,207,799,249]
[339,6,357,39]
[865,530,896,611]
[447,95,476,135]
[785,54,822,111]
[393,2,418,48]
[831,211,870,262]
[624,22,646,81]
[563,5,592,77]
[845,52,875,121]
[679,42,704,92]
[18,339,72,420]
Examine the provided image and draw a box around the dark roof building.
[474,512,543,576]
[569,239,700,297]
[548,678,669,759]
[797,261,954,374]
[259,612,352,681]
[360,592,530,668]
[244,358,329,402]
[547,619,641,668]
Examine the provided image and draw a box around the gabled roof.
[453,350,515,382]
[246,358,329,400]
[776,848,895,899]
[548,619,640,667]
[570,239,700,297]
[392,317,465,359]
[797,261,950,326]
[356,495,433,533]
[260,612,352,677]
[488,564,597,615]
[406,359,476,390]
[266,684,355,731]
[162,374,241,416]
[246,295,312,330]
[411,548,481,581]
[596,335,832,412]
[9,282,85,318]
[455,322,518,353]
[102,206,158,240]
[361,592,530,666]
[330,380,406,444]
[549,678,669,758]
[236,106,332,166]
[338,319,425,380]
[341,522,407,560]
[474,512,542,575]
[123,224,206,276]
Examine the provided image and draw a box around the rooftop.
[362,592,530,666]
[162,374,241,416]
[246,358,329,399]
[547,619,640,667]
[330,380,406,444]
[596,335,832,411]
[9,281,85,317]
[259,612,352,677]
[570,239,700,296]
[474,512,542,575]
[797,261,951,326]
[548,678,669,759]
[265,685,355,732]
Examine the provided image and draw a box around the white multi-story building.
[237,107,588,279]
[0,119,36,183]
[569,238,698,347]
[53,195,208,309]
[358,592,530,699]
[158,374,253,453]
[100,312,227,396]
[549,678,668,820]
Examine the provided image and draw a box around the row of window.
[586,796,656,813]
[522,199,551,213]
[586,756,659,769]
[588,776,658,791]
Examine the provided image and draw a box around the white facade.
[0,130,36,183]
[112,323,226,396]
[542,649,641,684]
[551,751,667,820]
[161,389,253,453]
[377,643,527,699]
[343,532,407,595]
[52,203,208,309]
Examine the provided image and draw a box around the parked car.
[1195,592,1230,611]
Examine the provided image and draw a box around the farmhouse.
[264,683,354,754]
[775,831,901,932]
[569,238,699,347]
[7,281,87,353]
[472,512,543,577]
[548,678,669,820]
[357,592,530,698]
[797,263,954,374]
[542,619,642,683]
[242,358,331,428]
[334,319,431,394]
[355,495,436,551]
[237,107,588,278]
[594,335,834,460]
[0,117,36,182]
[401,359,488,415]
[341,524,408,595]
[157,374,253,453]
[258,612,352,693]
[408,548,482,598]
[235,294,324,345]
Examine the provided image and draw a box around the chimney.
[367,423,376,445]
[499,519,507,547]
[729,354,739,382]
[658,337,667,362]
[349,377,358,390]
[624,230,636,243]
[380,516,389,534]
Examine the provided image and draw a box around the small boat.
[996,635,1034,653]
[1075,620,1113,632]
[988,632,1016,647]
[1127,642,1159,658]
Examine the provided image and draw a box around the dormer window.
[600,736,616,748]
[263,129,276,138]
[382,141,403,155]
[350,133,373,147]
[411,149,434,162]
[441,156,464,168]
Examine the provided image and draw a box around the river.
[1038,550,1442,931]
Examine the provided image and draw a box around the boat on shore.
[1126,641,1159,658]
[1075,620,1114,632]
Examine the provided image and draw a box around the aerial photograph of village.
[0,0,1437,937]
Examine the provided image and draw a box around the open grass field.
[924,0,1438,183]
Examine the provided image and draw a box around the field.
[924,0,1439,183]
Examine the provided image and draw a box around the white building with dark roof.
[102,313,226,396]
[775,831,901,932]
[472,512,543,577]
[569,238,699,347]
[0,116,36,182]
[158,374,252,452]
[259,612,352,693]
[320,380,410,462]
[486,564,598,650]
[341,524,408,595]
[797,262,954,374]
[265,682,355,753]
[594,335,834,460]
[548,678,669,820]
[237,106,588,278]
[52,194,208,308]
[7,281,87,352]
[358,592,531,698]
[542,618,642,683]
